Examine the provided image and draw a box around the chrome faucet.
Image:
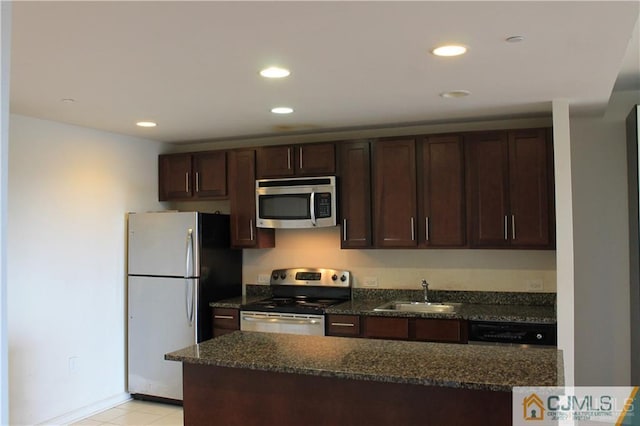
[421,279,429,303]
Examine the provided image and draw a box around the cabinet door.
[373,139,418,247]
[194,151,227,198]
[466,132,510,247]
[414,319,466,343]
[159,153,192,201]
[256,145,295,178]
[296,143,336,176]
[228,149,275,248]
[212,308,239,338]
[508,129,553,248]
[418,135,466,247]
[339,141,372,248]
[326,314,361,337]
[363,316,409,340]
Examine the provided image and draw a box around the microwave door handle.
[310,191,316,226]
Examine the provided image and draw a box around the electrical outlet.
[257,274,271,285]
[363,276,379,288]
[68,356,80,374]
[526,279,544,291]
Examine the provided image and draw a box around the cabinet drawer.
[212,308,239,330]
[363,316,409,340]
[326,315,361,337]
[414,319,466,343]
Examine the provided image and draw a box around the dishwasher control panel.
[468,321,557,346]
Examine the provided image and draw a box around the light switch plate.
[526,279,544,291]
[257,274,271,285]
[363,276,379,288]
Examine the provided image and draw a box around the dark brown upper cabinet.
[228,149,275,249]
[159,151,227,201]
[256,143,336,178]
[338,140,372,248]
[466,128,554,249]
[417,135,466,247]
[373,138,418,248]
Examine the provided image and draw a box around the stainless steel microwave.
[255,176,337,229]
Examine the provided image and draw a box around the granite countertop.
[325,299,557,323]
[166,331,563,392]
[210,295,266,309]
[211,296,556,323]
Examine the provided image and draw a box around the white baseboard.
[37,392,131,426]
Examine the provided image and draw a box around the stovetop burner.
[243,296,346,315]
[241,267,352,315]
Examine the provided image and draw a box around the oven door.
[240,311,325,336]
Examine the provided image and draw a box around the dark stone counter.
[211,290,557,323]
[166,330,562,392]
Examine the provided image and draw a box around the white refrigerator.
[127,211,242,401]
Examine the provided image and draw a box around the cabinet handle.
[343,219,347,241]
[331,322,355,327]
[250,219,254,241]
[504,216,508,240]
[425,217,430,241]
[299,147,303,169]
[195,172,200,193]
[512,214,516,240]
[411,217,415,241]
[287,148,291,170]
[214,315,235,320]
[185,172,189,193]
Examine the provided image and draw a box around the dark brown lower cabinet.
[325,314,361,337]
[413,318,468,343]
[182,364,511,426]
[211,308,239,338]
[362,316,467,343]
[363,316,409,339]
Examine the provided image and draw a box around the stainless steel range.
[240,267,351,336]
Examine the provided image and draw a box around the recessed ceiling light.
[431,45,467,57]
[506,35,525,43]
[136,121,157,128]
[260,67,291,78]
[271,107,293,114]
[439,90,471,99]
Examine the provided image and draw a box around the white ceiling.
[9,1,640,144]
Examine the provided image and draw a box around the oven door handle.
[242,315,321,325]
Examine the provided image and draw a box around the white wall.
[0,2,11,424]
[7,115,166,425]
[553,100,575,386]
[570,90,639,385]
[241,228,556,291]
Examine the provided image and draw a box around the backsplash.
[242,227,557,292]
[244,285,555,306]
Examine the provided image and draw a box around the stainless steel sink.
[373,301,461,313]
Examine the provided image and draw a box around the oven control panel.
[270,268,351,287]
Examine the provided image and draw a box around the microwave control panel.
[315,193,332,218]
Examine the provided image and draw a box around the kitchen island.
[166,331,563,426]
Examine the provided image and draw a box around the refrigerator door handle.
[185,279,194,325]
[184,228,195,325]
[185,228,194,278]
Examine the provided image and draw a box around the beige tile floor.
[70,400,183,426]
